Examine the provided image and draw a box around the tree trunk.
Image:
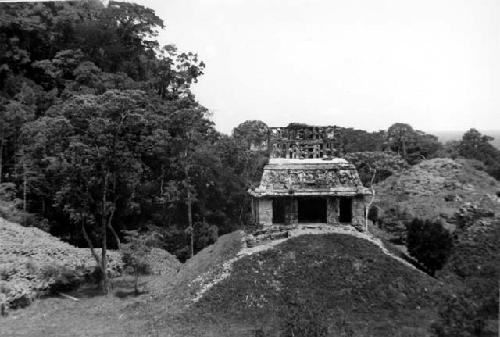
[106,201,120,250]
[81,215,102,270]
[101,219,108,293]
[100,172,109,293]
[187,185,193,259]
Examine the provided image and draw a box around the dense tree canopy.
[457,129,500,180]
[387,123,441,164]
[0,1,264,270]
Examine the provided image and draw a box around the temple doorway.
[297,197,327,223]
[339,197,352,223]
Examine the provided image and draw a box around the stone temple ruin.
[249,124,371,230]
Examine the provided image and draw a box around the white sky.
[139,0,499,134]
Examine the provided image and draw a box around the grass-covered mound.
[179,230,245,287]
[186,233,444,336]
[149,230,245,311]
[374,158,500,238]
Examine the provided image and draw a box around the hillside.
[373,157,499,336]
[142,232,445,337]
[374,158,500,238]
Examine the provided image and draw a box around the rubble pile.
[374,158,500,238]
[0,218,123,310]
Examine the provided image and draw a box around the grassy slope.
[437,218,500,330]
[145,233,444,337]
[0,278,154,337]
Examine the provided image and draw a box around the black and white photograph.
[0,0,499,336]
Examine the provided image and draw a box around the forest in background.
[1,0,500,264]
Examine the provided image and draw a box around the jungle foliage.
[1,1,499,282]
[0,0,267,279]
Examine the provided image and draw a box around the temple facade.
[249,124,370,230]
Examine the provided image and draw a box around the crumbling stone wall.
[259,166,364,191]
[327,198,339,225]
[269,125,340,159]
[352,196,366,230]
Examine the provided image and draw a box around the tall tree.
[387,123,441,164]
[33,90,150,291]
[458,129,500,180]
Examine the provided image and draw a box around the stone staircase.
[245,223,358,248]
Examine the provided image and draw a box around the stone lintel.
[249,189,371,198]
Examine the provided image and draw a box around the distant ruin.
[249,124,370,230]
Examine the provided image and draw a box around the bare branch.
[365,164,377,232]
[107,201,120,250]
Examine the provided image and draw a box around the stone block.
[327,197,339,224]
[258,198,273,226]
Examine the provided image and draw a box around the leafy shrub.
[50,268,83,293]
[0,183,17,200]
[344,152,409,186]
[21,214,50,232]
[40,265,83,293]
[122,230,157,294]
[405,219,454,276]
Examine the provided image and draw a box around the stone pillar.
[254,198,261,225]
[351,196,366,231]
[258,198,273,226]
[327,197,339,225]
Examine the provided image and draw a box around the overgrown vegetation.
[0,1,270,282]
[448,128,500,180]
[1,3,499,335]
[405,219,454,276]
[122,229,156,294]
